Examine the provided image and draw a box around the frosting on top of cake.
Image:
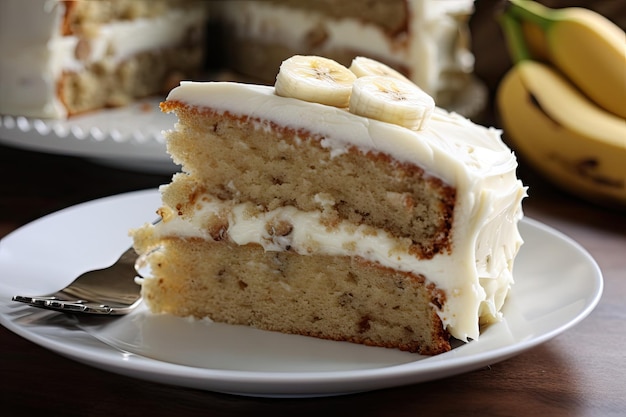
[160,81,526,341]
[167,82,517,184]
[0,0,206,118]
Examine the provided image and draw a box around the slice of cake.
[0,0,207,118]
[211,0,476,107]
[131,56,526,355]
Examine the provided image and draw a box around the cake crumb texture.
[136,237,451,355]
[160,103,456,260]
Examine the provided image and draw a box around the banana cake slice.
[131,56,526,355]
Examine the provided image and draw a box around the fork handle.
[11,296,137,315]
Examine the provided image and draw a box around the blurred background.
[471,0,626,108]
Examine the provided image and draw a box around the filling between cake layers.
[132,82,526,353]
[0,0,206,118]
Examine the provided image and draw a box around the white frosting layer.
[0,0,206,118]
[215,0,474,100]
[156,81,526,341]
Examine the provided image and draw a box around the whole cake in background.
[0,0,207,119]
[131,55,526,355]
[0,0,477,119]
[212,0,476,107]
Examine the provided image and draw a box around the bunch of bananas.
[496,0,626,209]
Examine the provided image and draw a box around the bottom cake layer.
[136,236,451,355]
[59,45,203,115]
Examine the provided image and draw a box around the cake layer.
[132,235,451,355]
[59,45,202,114]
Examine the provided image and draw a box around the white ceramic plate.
[0,98,179,174]
[0,190,603,398]
[0,79,486,176]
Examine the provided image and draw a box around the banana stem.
[500,12,533,63]
[506,0,553,31]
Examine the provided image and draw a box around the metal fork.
[12,246,143,315]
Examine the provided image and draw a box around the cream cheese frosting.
[215,0,474,102]
[0,0,206,118]
[156,81,526,341]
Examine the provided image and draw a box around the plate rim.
[0,189,604,397]
[0,101,178,174]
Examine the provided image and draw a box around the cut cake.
[132,56,526,355]
[0,0,207,118]
[0,0,476,119]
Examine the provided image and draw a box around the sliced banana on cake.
[275,55,357,108]
[349,56,412,84]
[349,75,435,131]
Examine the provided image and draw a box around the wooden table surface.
[0,133,624,417]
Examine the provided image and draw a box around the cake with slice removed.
[0,0,207,119]
[131,55,526,355]
[0,0,478,120]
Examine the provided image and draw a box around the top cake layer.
[160,81,526,341]
[167,82,517,185]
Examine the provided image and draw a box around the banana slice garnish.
[349,75,435,131]
[349,56,412,84]
[275,55,356,108]
[275,55,435,131]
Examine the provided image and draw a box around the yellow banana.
[349,75,434,131]
[275,55,356,108]
[497,60,626,209]
[504,0,626,119]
